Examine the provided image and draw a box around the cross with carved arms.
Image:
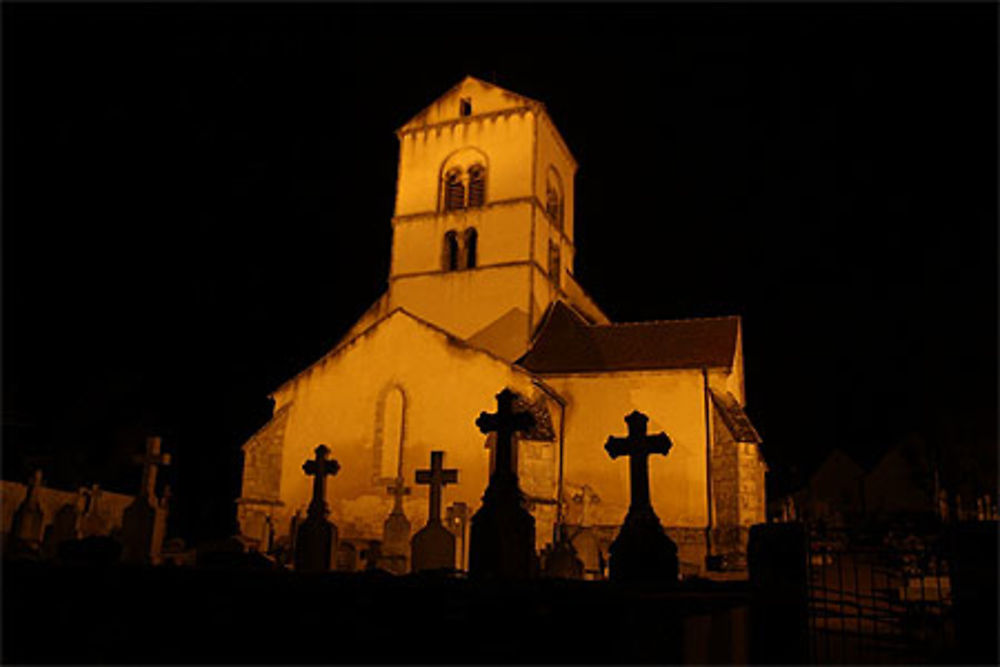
[134,436,171,501]
[476,388,535,482]
[415,451,458,524]
[386,476,411,512]
[303,445,340,517]
[604,411,672,512]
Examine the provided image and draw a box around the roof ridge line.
[598,314,741,328]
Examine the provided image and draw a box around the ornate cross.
[604,411,672,511]
[415,451,457,524]
[303,444,340,516]
[386,476,411,512]
[134,436,171,501]
[476,388,535,482]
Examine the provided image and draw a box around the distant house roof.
[710,389,762,443]
[517,301,740,374]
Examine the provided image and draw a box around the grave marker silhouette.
[121,436,172,565]
[8,470,46,557]
[381,476,411,573]
[410,451,458,572]
[604,410,678,583]
[469,388,538,579]
[294,444,340,573]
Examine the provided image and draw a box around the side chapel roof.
[709,389,762,444]
[517,300,740,374]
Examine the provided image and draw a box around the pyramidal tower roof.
[397,75,546,134]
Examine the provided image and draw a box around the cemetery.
[2,390,996,664]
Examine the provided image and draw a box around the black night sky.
[4,3,996,543]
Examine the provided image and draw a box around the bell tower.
[388,76,599,361]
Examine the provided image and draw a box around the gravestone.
[80,484,110,538]
[410,451,458,572]
[293,444,340,573]
[8,470,46,557]
[120,436,171,565]
[42,489,87,559]
[543,525,584,579]
[445,501,470,571]
[469,388,538,579]
[361,540,382,571]
[381,477,411,574]
[604,410,678,584]
[336,541,357,572]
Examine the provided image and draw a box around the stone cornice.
[392,196,575,249]
[396,104,541,139]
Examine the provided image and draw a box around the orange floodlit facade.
[238,77,766,576]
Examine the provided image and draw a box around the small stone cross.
[604,410,672,512]
[303,445,340,517]
[476,388,535,481]
[134,436,171,501]
[415,451,457,524]
[386,476,411,510]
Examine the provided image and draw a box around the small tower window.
[548,240,561,285]
[443,231,460,271]
[459,98,472,117]
[467,164,486,208]
[464,228,478,269]
[444,169,465,212]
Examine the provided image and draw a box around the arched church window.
[444,168,465,212]
[443,230,460,271]
[467,164,487,208]
[546,167,564,232]
[464,228,478,269]
[374,386,406,481]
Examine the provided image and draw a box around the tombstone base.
[410,521,456,572]
[543,538,584,579]
[293,515,338,573]
[469,482,537,580]
[120,497,168,565]
[608,506,678,584]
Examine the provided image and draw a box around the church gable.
[398,76,542,134]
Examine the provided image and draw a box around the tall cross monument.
[468,388,538,579]
[604,410,678,583]
[410,451,459,572]
[294,444,341,573]
[121,437,172,565]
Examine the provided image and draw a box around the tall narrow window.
[464,228,478,269]
[546,167,564,232]
[548,240,561,285]
[459,98,472,117]
[467,164,486,207]
[375,386,405,481]
[444,169,465,212]
[444,231,460,271]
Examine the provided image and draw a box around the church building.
[237,76,766,576]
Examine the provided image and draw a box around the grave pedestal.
[608,505,678,584]
[543,537,584,579]
[294,515,338,573]
[120,496,168,565]
[469,480,537,579]
[411,521,455,572]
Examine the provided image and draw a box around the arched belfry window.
[464,228,478,269]
[467,164,486,208]
[439,148,489,212]
[443,230,460,271]
[546,167,564,232]
[444,169,465,212]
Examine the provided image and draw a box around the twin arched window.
[443,228,478,271]
[442,163,487,211]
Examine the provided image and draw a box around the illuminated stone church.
[237,76,765,576]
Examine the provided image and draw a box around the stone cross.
[415,451,458,524]
[303,444,340,517]
[476,388,534,482]
[604,410,672,512]
[134,436,171,501]
[386,476,410,511]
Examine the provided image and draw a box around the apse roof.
[518,301,740,374]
